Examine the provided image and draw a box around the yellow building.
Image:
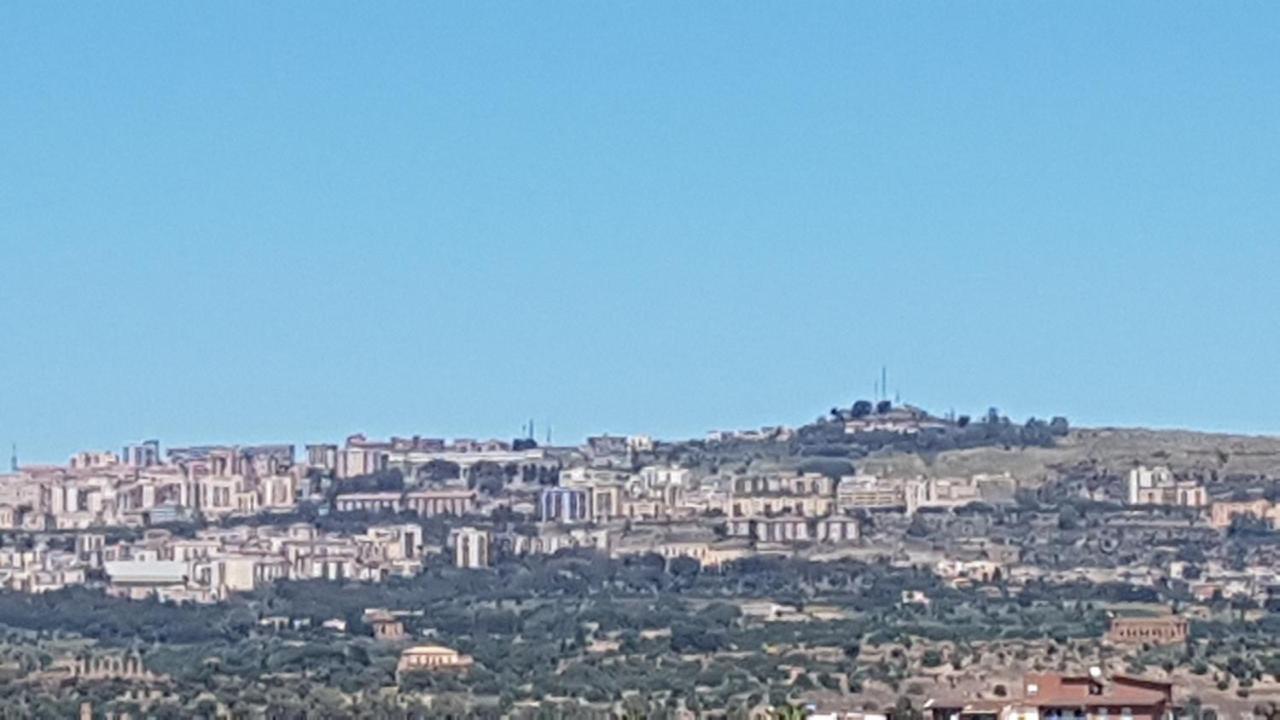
[397,645,473,679]
[1210,499,1278,529]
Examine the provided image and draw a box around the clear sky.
[2,3,1278,462]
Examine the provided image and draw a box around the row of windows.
[1043,710,1135,720]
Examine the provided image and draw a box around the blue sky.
[2,3,1278,462]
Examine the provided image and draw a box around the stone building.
[367,610,406,641]
[1107,614,1189,646]
[396,645,473,680]
[452,527,490,569]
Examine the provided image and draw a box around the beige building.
[502,527,610,556]
[725,477,837,517]
[69,451,119,470]
[837,473,1015,514]
[588,484,623,521]
[1127,465,1207,507]
[727,494,834,518]
[333,492,402,514]
[934,559,1002,586]
[367,610,407,641]
[452,527,490,569]
[194,475,259,517]
[335,435,390,479]
[726,516,859,543]
[732,473,834,496]
[397,645,473,679]
[196,554,290,597]
[257,475,297,510]
[1107,614,1189,645]
[102,559,190,600]
[1210,499,1279,529]
[306,444,338,471]
[648,539,754,569]
[837,475,905,511]
[355,524,424,563]
[68,651,158,682]
[404,489,475,517]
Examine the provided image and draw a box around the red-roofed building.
[927,672,1174,720]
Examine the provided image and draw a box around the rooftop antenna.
[529,419,535,441]
[545,424,552,446]
[9,444,16,472]
[881,365,887,402]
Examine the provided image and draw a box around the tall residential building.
[540,487,591,523]
[306,444,339,471]
[453,528,490,569]
[336,435,390,479]
[1126,465,1206,507]
[70,451,119,470]
[122,440,161,468]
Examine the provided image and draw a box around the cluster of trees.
[829,399,897,420]
[412,460,557,495]
[1227,514,1280,543]
[414,459,461,484]
[0,554,1129,654]
[328,469,405,497]
[0,586,252,644]
[326,461,558,500]
[800,405,1070,457]
[2,548,1272,716]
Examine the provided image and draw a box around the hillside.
[859,426,1280,483]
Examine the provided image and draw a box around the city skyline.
[5,387,1278,468]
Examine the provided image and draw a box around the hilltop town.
[1,402,1279,719]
